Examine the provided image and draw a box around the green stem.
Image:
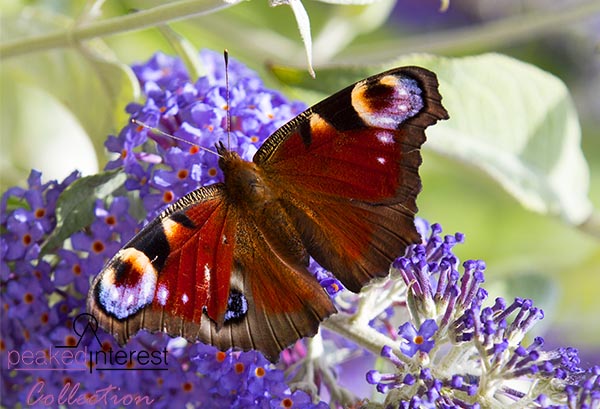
[0,0,240,59]
[336,0,600,62]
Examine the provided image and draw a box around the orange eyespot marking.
[101,341,112,352]
[177,169,189,180]
[105,215,116,225]
[92,240,105,254]
[163,191,174,203]
[159,106,167,113]
[216,351,227,362]
[35,208,46,218]
[72,264,81,276]
[281,398,293,408]
[208,168,218,177]
[207,125,214,132]
[414,335,424,345]
[23,293,34,304]
[255,367,266,377]
[267,113,274,119]
[234,362,245,374]
[65,335,77,347]
[189,145,200,154]
[222,104,229,111]
[250,136,259,143]
[22,234,32,246]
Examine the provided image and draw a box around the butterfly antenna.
[131,118,222,157]
[224,49,231,150]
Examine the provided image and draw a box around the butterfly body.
[87,67,448,361]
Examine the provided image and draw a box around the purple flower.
[398,319,438,357]
[365,221,589,408]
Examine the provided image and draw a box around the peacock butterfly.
[87,66,448,362]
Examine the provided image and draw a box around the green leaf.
[273,53,592,225]
[40,169,126,255]
[421,53,591,225]
[1,11,139,175]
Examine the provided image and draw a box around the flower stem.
[0,0,240,59]
[323,313,400,357]
[336,0,600,62]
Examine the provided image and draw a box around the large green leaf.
[40,169,126,255]
[0,11,139,184]
[272,53,592,225]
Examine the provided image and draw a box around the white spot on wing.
[204,263,211,284]
[157,284,169,306]
[377,133,394,144]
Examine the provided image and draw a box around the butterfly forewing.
[254,67,448,292]
[87,66,448,362]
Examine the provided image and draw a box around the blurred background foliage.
[1,0,599,361]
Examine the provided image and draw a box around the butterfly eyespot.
[97,248,158,319]
[223,290,248,323]
[352,76,424,129]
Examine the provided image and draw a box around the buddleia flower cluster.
[1,50,598,408]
